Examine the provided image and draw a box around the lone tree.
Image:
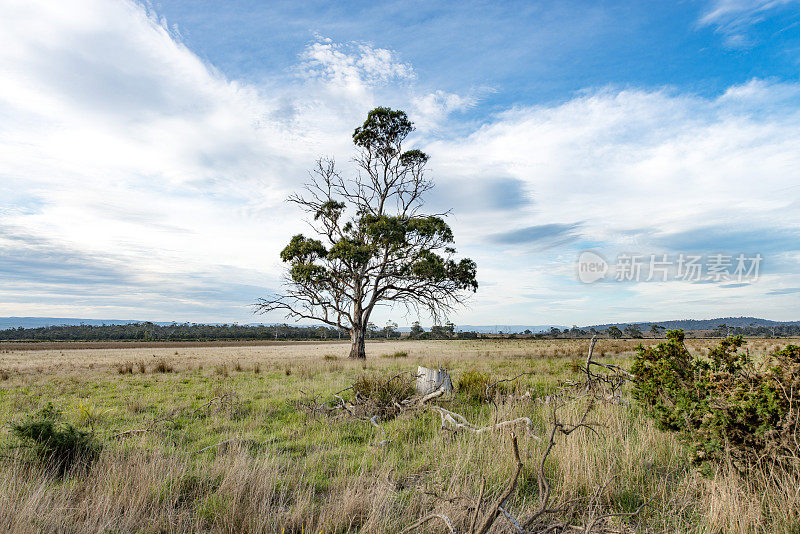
[256,107,478,359]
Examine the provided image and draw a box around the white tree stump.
[416,366,453,396]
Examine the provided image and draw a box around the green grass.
[0,339,797,532]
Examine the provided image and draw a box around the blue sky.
[1,0,800,325]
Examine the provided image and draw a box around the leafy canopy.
[258,107,477,337]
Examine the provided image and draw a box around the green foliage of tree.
[624,324,644,339]
[381,321,399,339]
[607,326,623,339]
[632,330,800,471]
[429,321,456,339]
[257,108,477,359]
[409,321,425,339]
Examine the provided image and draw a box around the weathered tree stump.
[416,366,453,396]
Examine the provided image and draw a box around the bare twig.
[470,476,486,533]
[474,432,523,534]
[400,513,456,534]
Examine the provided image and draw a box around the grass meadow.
[0,338,798,533]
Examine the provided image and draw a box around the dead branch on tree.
[557,336,633,405]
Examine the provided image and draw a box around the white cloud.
[0,0,398,321]
[297,38,414,93]
[426,82,800,323]
[2,0,800,325]
[411,90,478,130]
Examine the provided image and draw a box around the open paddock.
[0,338,797,532]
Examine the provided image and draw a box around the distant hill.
[586,317,800,331]
[453,325,567,334]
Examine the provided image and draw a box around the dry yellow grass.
[0,338,797,532]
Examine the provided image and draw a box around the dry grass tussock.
[0,338,797,532]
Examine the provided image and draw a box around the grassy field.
[0,338,798,533]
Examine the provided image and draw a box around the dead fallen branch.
[486,371,537,423]
[403,433,523,534]
[432,405,539,439]
[473,432,524,534]
[400,513,457,534]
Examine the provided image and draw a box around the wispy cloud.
[490,223,582,248]
[699,0,799,47]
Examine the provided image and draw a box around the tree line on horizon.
[3,320,799,342]
[0,321,469,342]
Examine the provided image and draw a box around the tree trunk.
[349,326,366,359]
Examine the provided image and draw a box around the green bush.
[632,330,799,471]
[458,369,513,402]
[352,374,415,407]
[11,403,101,474]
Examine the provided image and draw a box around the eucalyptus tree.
[257,107,477,359]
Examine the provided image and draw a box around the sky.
[1,0,800,327]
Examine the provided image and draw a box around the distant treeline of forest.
[0,323,357,342]
[548,322,800,339]
[2,320,799,342]
[0,322,467,342]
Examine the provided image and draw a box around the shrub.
[632,330,800,471]
[380,351,408,359]
[11,403,101,474]
[352,373,415,409]
[458,369,506,402]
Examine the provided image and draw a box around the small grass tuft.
[380,351,408,359]
[153,358,174,373]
